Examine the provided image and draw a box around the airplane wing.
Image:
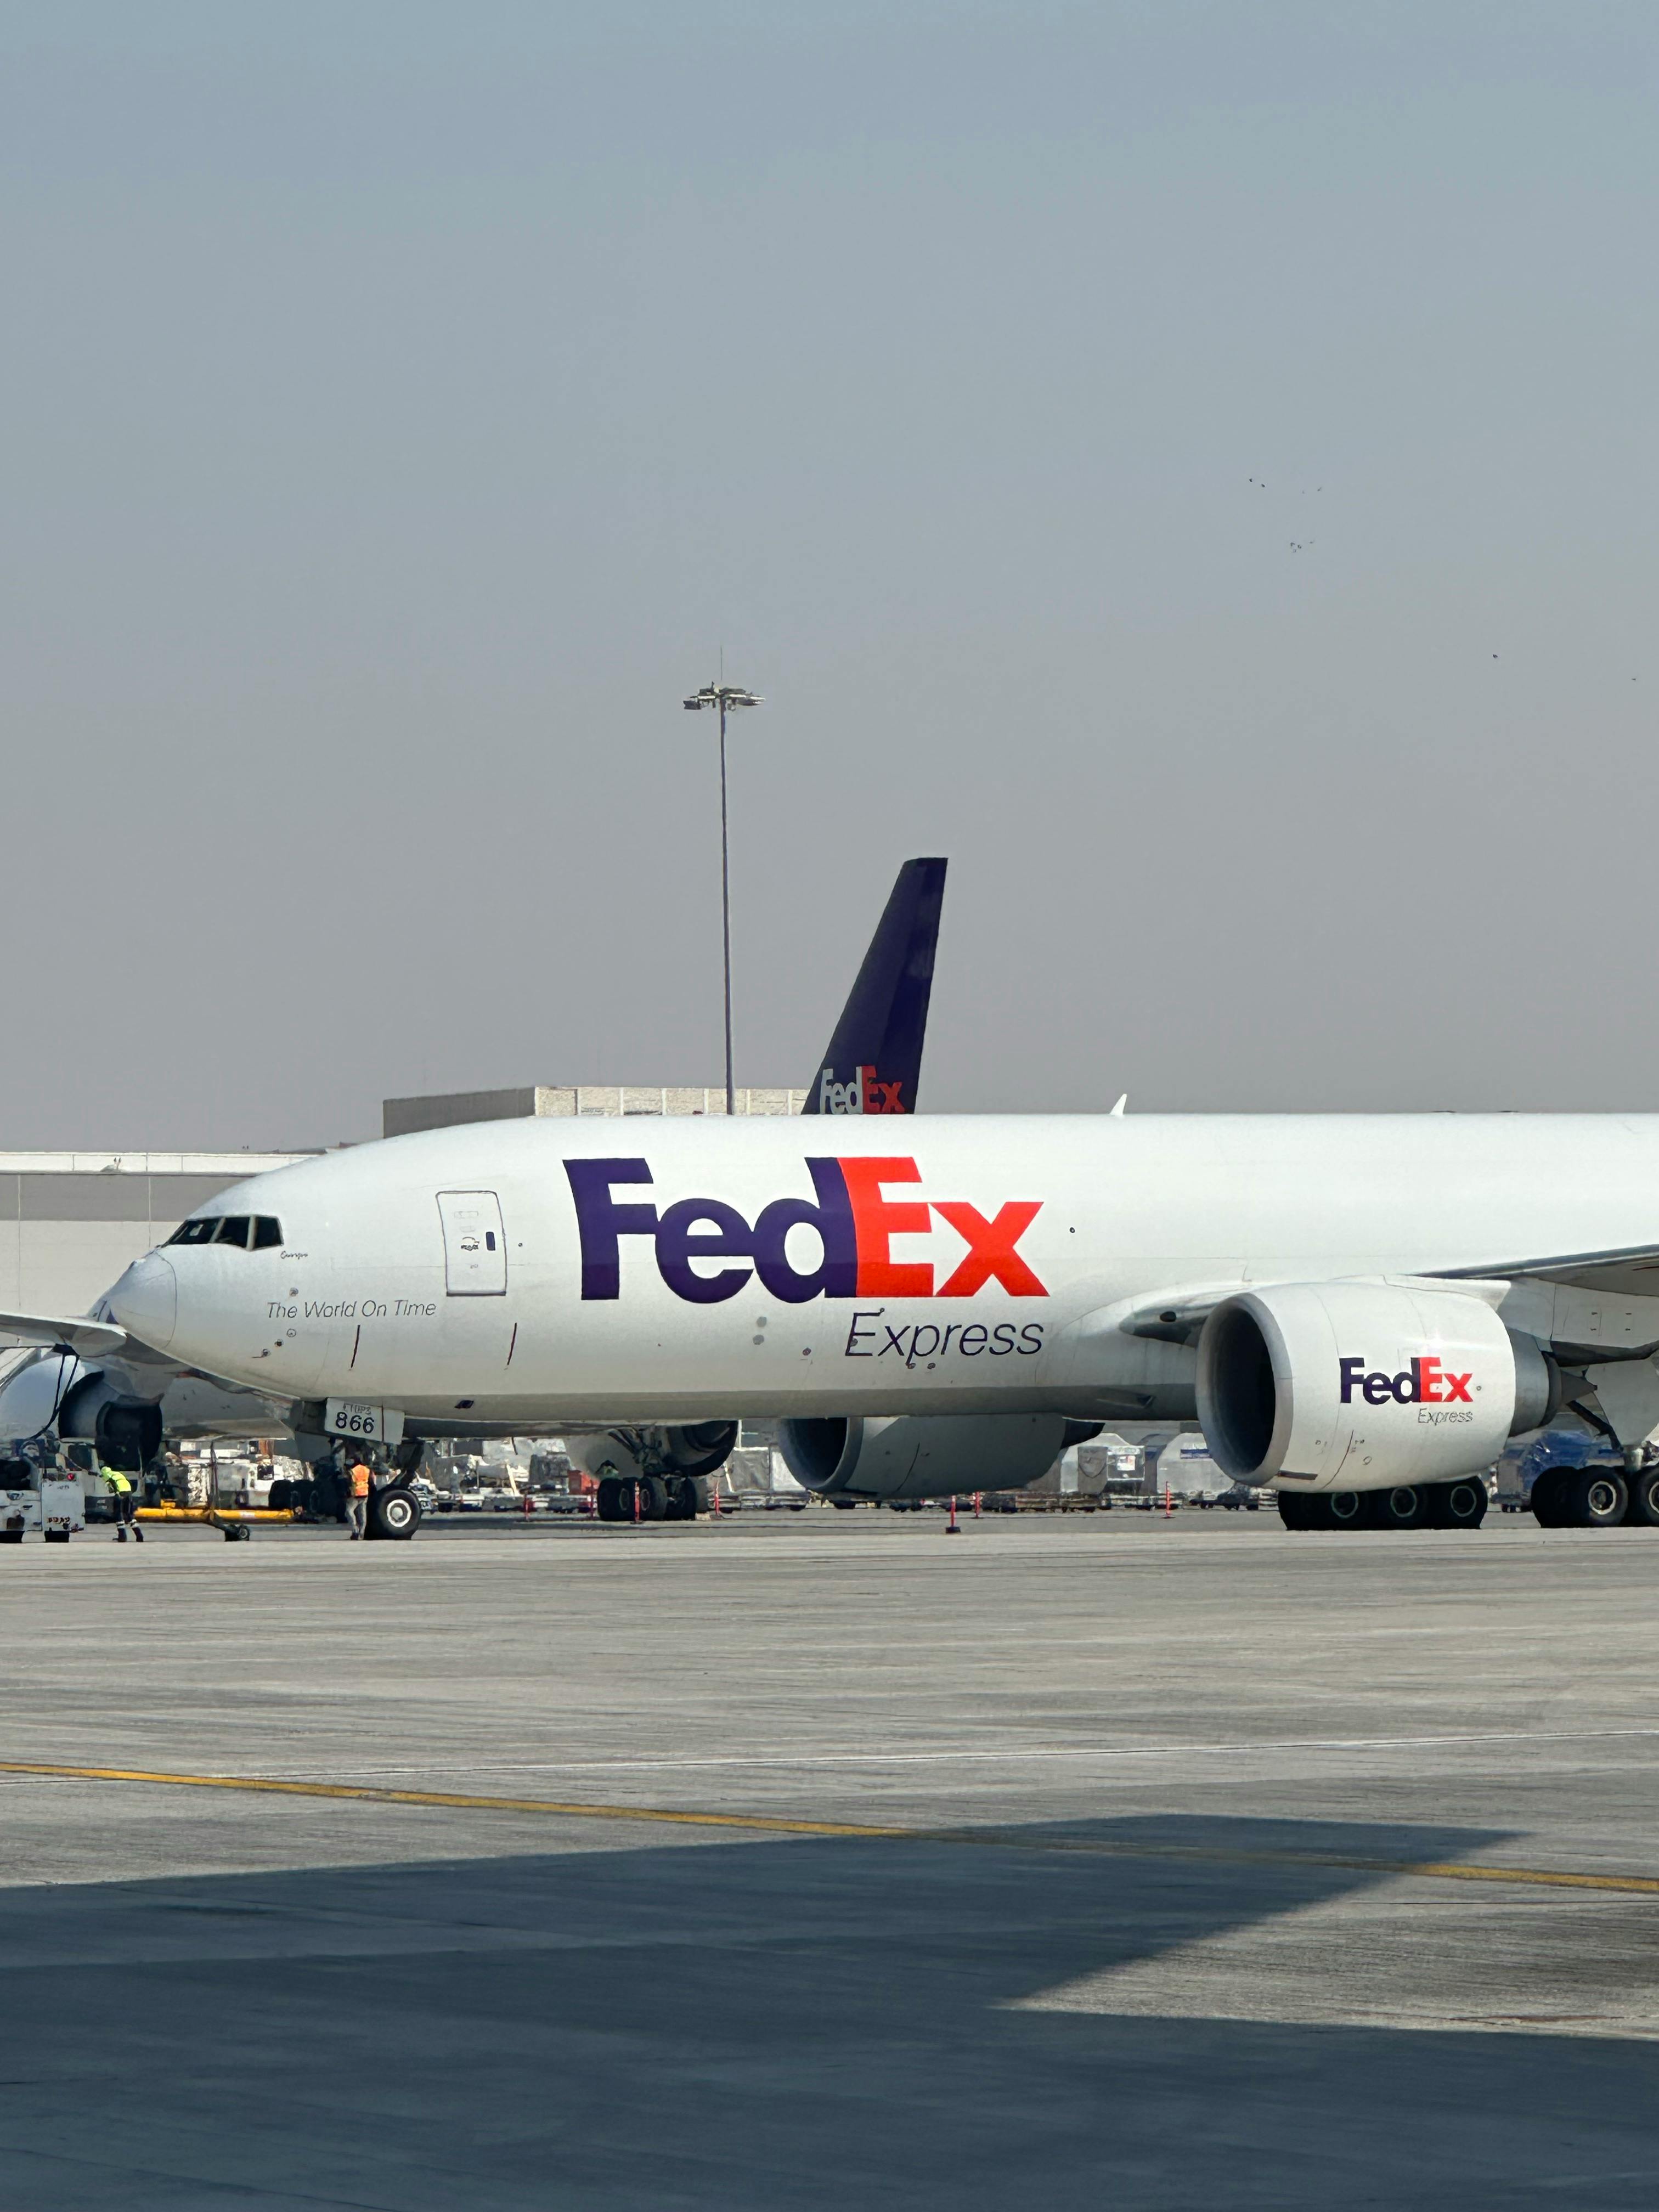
[1118,1248,1659,1346]
[0,1311,128,1358]
[1431,1246,1659,1297]
[1110,1254,1659,1457]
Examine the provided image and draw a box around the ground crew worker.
[346,1456,373,1539]
[104,1463,143,1543]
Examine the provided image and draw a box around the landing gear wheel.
[1626,1466,1659,1527]
[369,1483,422,1541]
[1573,1466,1628,1528]
[664,1477,698,1522]
[1324,1491,1379,1530]
[637,1475,668,1522]
[268,1479,293,1511]
[1530,1467,1571,1527]
[596,1477,623,1523]
[1276,1491,1323,1531]
[1427,1477,1488,1529]
[1379,1486,1429,1530]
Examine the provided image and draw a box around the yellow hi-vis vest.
[103,1468,132,1495]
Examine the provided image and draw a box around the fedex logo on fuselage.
[818,1064,906,1114]
[565,1155,1047,1305]
[1339,1356,1472,1407]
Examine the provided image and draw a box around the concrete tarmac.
[4,1513,1659,2208]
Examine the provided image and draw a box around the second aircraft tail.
[803,857,946,1116]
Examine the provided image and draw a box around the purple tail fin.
[803,859,946,1116]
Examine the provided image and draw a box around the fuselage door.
[437,1190,508,1295]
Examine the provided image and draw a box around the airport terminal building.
[0,1152,311,1317]
[381,1084,808,1137]
[3,1086,808,1317]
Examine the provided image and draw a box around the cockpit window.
[167,1212,282,1250]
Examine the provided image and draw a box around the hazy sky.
[4,3,1657,1147]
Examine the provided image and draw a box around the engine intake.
[58,1372,165,1470]
[1197,1281,1558,1493]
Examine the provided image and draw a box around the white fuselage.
[104,1113,1659,1436]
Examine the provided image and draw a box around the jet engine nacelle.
[57,1371,165,1470]
[778,1413,1074,1502]
[1196,1281,1558,1494]
[569,1420,738,1483]
[654,1420,740,1477]
[0,1348,85,1444]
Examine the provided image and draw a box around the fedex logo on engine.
[565,1155,1046,1305]
[1339,1356,1472,1407]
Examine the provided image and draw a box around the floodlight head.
[682,681,761,711]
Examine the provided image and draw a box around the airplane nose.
[109,1254,177,1352]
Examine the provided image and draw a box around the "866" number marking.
[324,1399,405,1446]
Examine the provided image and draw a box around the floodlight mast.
[681,680,763,1117]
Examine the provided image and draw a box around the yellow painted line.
[1,1758,1657,1897]
[988,1834,1659,1896]
[0,1760,908,1838]
[1413,1859,1659,1896]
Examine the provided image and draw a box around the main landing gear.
[594,1474,702,1523]
[1277,1479,1489,1532]
[1529,1464,1659,1530]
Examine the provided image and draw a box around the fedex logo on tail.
[566,1156,1046,1305]
[819,1064,906,1114]
[1339,1356,1472,1406]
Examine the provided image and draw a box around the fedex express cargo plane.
[21,851,1657,1530]
[91,1096,1659,1530]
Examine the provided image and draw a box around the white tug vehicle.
[0,1453,87,1544]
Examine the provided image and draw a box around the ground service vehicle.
[0,1458,86,1544]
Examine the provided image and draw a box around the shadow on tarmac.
[2,1810,1656,2210]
